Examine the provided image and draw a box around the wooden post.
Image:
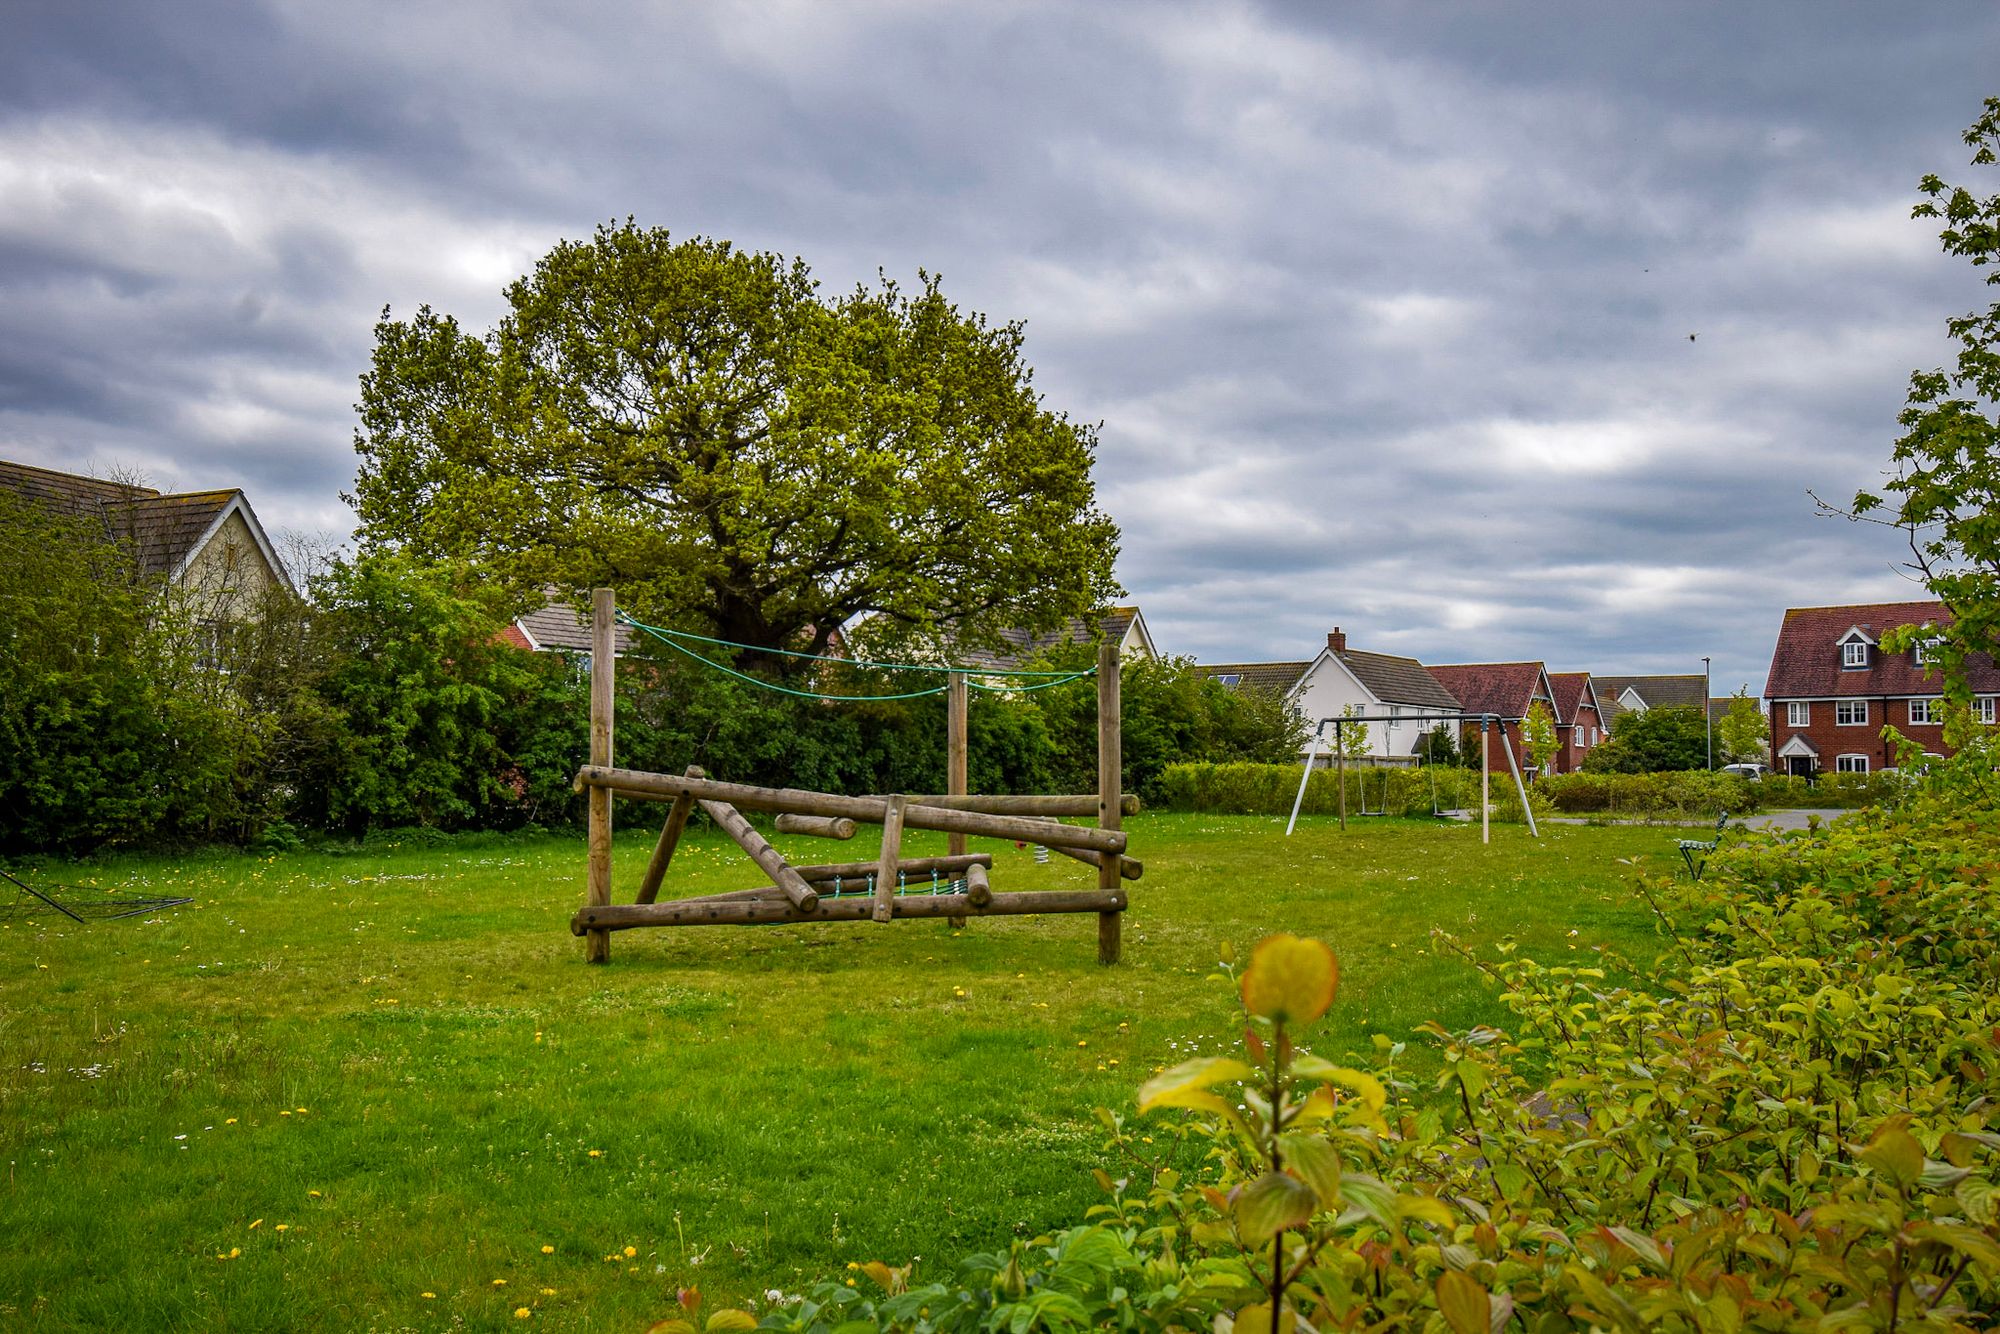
[585,588,615,963]
[1481,718,1491,847]
[965,862,993,907]
[636,764,703,905]
[1335,720,1347,832]
[872,794,907,923]
[947,672,968,929]
[773,813,858,840]
[1096,641,1122,965]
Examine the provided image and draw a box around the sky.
[3,1,1996,694]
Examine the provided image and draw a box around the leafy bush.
[765,738,2000,1333]
[1534,768,1757,816]
[1155,761,1540,822]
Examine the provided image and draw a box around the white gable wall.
[1287,654,1456,762]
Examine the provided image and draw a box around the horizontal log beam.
[794,853,992,883]
[876,793,1141,817]
[1046,843,1145,882]
[572,887,1127,933]
[575,767,1127,855]
[774,813,857,840]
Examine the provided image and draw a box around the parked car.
[1720,762,1768,780]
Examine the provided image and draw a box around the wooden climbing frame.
[571,590,1138,963]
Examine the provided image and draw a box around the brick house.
[1546,671,1607,774]
[1424,662,1558,776]
[1762,600,2000,777]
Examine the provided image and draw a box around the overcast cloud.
[3,0,1995,692]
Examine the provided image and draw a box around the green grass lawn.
[0,813,1690,1331]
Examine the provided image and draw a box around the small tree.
[1337,703,1371,760]
[1417,723,1459,767]
[1522,700,1559,775]
[1717,686,1770,763]
[1581,705,1708,773]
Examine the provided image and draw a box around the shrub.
[1534,768,1756,817]
[1155,761,1540,822]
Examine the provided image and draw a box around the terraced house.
[1762,599,2000,777]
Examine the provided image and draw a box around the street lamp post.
[1702,656,1712,769]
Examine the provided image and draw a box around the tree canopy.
[351,223,1121,672]
[1852,97,2000,687]
[1581,705,1709,774]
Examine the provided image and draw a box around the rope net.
[0,868,194,923]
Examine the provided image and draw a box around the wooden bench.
[1677,812,1731,880]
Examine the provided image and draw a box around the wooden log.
[636,764,704,904]
[575,767,1128,855]
[872,794,907,923]
[1097,640,1123,966]
[1046,843,1145,881]
[965,862,992,907]
[585,587,616,964]
[699,798,818,911]
[774,813,858,840]
[880,793,1140,817]
[793,853,991,884]
[947,672,968,929]
[572,887,1128,933]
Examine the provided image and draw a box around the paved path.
[1546,808,1856,831]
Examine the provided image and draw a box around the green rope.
[617,614,1097,701]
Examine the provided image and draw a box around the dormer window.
[1216,673,1241,687]
[1914,635,1942,668]
[1842,641,1867,668]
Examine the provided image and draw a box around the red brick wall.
[1767,697,1951,774]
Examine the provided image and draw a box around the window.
[1836,700,1868,726]
[1909,699,1937,725]
[1835,754,1869,774]
[1914,637,1942,667]
[1216,673,1241,687]
[1978,696,1998,725]
[1786,701,1809,727]
[1842,640,1868,668]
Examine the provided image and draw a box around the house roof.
[947,607,1149,672]
[1546,671,1600,725]
[0,459,287,586]
[1198,661,1314,695]
[1594,673,1708,713]
[512,596,638,655]
[1762,600,2000,698]
[1423,662,1549,721]
[1334,649,1460,710]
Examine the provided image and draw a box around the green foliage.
[1717,685,1770,763]
[791,744,2000,1333]
[1154,761,1540,822]
[1534,769,1755,817]
[351,222,1121,672]
[1336,704,1370,760]
[0,491,261,852]
[1521,700,1558,774]
[1581,704,1709,773]
[294,554,589,836]
[1853,97,2000,681]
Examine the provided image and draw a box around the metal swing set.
[1284,711,1540,844]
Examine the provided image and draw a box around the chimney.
[1327,627,1346,653]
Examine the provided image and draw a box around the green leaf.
[1277,1133,1342,1209]
[1232,1302,1297,1334]
[1240,935,1340,1024]
[1857,1125,1926,1189]
[705,1313,758,1334]
[1233,1171,1318,1245]
[1137,1057,1255,1114]
[1909,1222,2000,1269]
[1435,1269,1488,1334]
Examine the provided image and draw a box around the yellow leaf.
[1137,1057,1254,1113]
[705,1312,757,1334]
[645,1322,696,1334]
[1232,1303,1297,1334]
[1435,1270,1488,1334]
[1240,935,1339,1025]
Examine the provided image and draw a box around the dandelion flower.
[492,1278,508,1287]
[541,1244,554,1254]
[421,1292,436,1300]
[308,1189,321,1198]
[587,1149,603,1158]
[1077,1040,1087,1048]
[275,1224,289,1233]
[296,1107,308,1114]
[229,1247,241,1259]
[225,1117,238,1125]
[280,1111,291,1117]
[249,1219,263,1230]
[623,1245,636,1258]
[541,1287,556,1296]
[514,1306,531,1319]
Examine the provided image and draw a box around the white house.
[1202,628,1462,763]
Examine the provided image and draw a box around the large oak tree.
[351,223,1120,671]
